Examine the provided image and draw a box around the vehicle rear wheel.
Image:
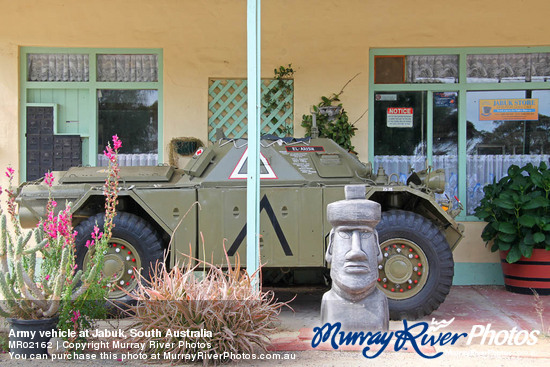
[376,210,454,320]
[74,212,164,301]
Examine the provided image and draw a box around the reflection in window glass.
[433,92,458,206]
[531,90,550,152]
[433,92,458,156]
[373,92,427,181]
[97,90,158,155]
[466,90,550,214]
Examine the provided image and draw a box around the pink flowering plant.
[56,135,122,347]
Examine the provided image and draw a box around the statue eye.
[337,231,351,239]
[360,232,373,239]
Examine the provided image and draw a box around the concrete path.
[266,285,550,365]
[2,286,549,366]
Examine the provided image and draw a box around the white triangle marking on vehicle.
[229,148,278,179]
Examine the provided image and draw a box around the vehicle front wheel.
[74,212,164,301]
[376,210,454,320]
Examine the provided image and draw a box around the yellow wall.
[1,0,548,269]
[455,222,500,262]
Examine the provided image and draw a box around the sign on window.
[387,107,414,128]
[479,99,538,121]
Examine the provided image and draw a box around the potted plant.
[475,161,550,294]
[0,136,121,357]
[301,73,363,154]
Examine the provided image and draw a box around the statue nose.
[345,231,368,261]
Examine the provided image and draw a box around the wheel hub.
[385,255,412,284]
[84,238,141,298]
[376,238,429,299]
[103,255,125,281]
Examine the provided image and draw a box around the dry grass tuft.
[119,249,289,364]
[532,290,548,337]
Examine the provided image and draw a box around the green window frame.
[369,46,550,221]
[19,47,163,181]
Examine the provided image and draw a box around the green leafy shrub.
[475,162,550,263]
[121,253,288,364]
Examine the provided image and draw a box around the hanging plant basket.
[318,105,342,121]
[500,249,550,295]
[168,137,204,167]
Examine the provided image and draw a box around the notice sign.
[387,107,413,128]
[479,99,538,121]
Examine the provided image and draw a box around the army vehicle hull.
[17,137,463,320]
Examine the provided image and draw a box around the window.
[21,48,162,179]
[27,53,89,82]
[373,91,427,171]
[97,90,158,155]
[374,56,405,84]
[466,53,550,83]
[370,48,550,220]
[97,54,158,82]
[374,55,458,84]
[373,91,458,203]
[466,90,550,213]
[407,55,458,84]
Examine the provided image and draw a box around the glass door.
[373,91,427,183]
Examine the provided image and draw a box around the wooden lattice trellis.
[208,79,294,141]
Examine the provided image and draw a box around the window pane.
[467,54,530,83]
[531,53,550,81]
[97,90,158,155]
[373,92,427,178]
[433,92,459,206]
[466,90,550,214]
[374,56,405,84]
[97,54,158,82]
[27,54,89,82]
[407,55,458,83]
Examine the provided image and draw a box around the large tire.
[74,212,164,301]
[376,210,454,320]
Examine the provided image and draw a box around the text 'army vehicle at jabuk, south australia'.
[17,136,464,320]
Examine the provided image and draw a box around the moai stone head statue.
[321,185,389,330]
[326,185,382,299]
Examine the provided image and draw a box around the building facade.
[2,0,550,284]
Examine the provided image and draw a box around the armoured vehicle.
[17,136,464,320]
